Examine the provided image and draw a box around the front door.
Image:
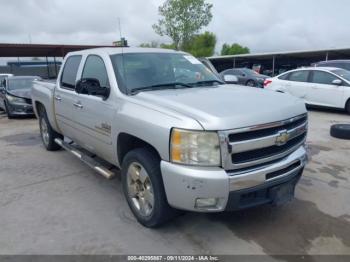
[308,70,343,108]
[73,55,114,163]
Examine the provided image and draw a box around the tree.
[139,41,159,48]
[221,43,250,56]
[159,43,176,49]
[153,0,213,50]
[184,31,216,57]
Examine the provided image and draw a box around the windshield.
[332,69,350,82]
[110,53,221,93]
[8,78,36,91]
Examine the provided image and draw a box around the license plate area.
[269,183,295,206]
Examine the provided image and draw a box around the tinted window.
[82,55,109,88]
[334,62,350,71]
[229,69,243,76]
[318,61,350,71]
[278,73,290,80]
[288,71,309,82]
[61,56,82,89]
[222,69,234,75]
[311,71,338,85]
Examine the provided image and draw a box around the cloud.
[0,0,349,53]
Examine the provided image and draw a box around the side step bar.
[54,138,118,179]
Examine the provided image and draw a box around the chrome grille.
[219,114,307,173]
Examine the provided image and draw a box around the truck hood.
[134,85,306,130]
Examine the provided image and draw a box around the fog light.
[195,198,218,208]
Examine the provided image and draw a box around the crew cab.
[32,48,308,227]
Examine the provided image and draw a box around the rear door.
[54,55,82,141]
[72,54,114,162]
[283,70,311,101]
[308,70,343,108]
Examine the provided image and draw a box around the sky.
[0,0,349,55]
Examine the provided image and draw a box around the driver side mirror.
[223,75,239,84]
[75,78,110,100]
[332,79,342,86]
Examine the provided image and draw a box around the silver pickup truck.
[32,48,308,227]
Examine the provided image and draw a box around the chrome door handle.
[73,102,83,109]
[54,95,62,101]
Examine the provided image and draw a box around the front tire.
[122,148,176,228]
[345,99,350,114]
[39,109,63,151]
[4,102,14,119]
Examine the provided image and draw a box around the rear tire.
[330,124,350,140]
[39,108,63,151]
[122,148,177,228]
[246,80,256,87]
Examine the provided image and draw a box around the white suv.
[264,67,350,114]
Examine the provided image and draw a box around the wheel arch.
[345,97,350,112]
[117,133,161,166]
[34,101,45,116]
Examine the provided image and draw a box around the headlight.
[170,128,221,166]
[6,94,26,104]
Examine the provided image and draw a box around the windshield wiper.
[129,82,192,95]
[189,79,225,86]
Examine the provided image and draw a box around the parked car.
[313,60,350,71]
[264,67,350,113]
[220,68,269,87]
[32,48,308,227]
[0,76,40,118]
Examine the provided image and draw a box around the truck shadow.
[205,198,350,255]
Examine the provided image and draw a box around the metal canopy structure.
[208,47,350,76]
[0,43,115,57]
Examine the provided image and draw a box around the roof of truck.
[67,47,186,56]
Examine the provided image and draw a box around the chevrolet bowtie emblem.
[275,130,289,146]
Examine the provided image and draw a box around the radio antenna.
[118,17,127,92]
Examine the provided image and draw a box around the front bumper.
[161,145,307,212]
[7,102,34,115]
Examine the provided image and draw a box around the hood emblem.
[275,130,289,146]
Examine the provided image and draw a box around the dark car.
[313,60,350,71]
[0,76,41,119]
[220,68,269,87]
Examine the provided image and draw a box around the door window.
[311,71,338,85]
[278,73,290,80]
[288,71,309,82]
[82,55,110,88]
[60,56,82,89]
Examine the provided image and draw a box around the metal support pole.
[233,57,236,68]
[46,56,50,79]
[272,56,276,77]
[325,52,329,61]
[54,56,58,77]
